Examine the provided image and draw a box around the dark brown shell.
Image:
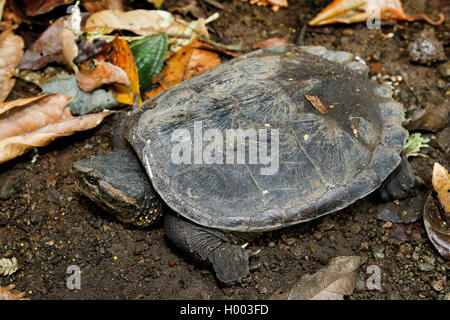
[126,45,407,232]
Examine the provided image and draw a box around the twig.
[198,0,224,39]
[175,15,245,51]
[296,23,308,46]
[195,36,244,51]
[88,33,191,42]
[203,0,225,11]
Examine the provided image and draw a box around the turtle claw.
[308,0,444,26]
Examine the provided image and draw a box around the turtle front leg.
[164,213,249,284]
[378,154,417,201]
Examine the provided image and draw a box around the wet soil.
[0,0,449,299]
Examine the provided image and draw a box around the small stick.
[203,0,225,11]
[412,13,444,26]
[296,23,308,46]
[198,0,224,39]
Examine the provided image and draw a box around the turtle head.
[72,150,162,227]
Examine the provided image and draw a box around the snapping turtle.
[73,45,415,283]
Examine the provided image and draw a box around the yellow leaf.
[110,35,141,105]
[147,0,164,9]
[147,38,220,98]
[432,163,450,212]
[81,0,124,13]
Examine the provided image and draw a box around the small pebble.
[418,263,434,272]
[375,252,385,259]
[30,213,42,225]
[350,223,361,234]
[431,278,446,292]
[25,252,33,263]
[285,238,296,246]
[438,61,450,78]
[374,247,385,259]
[360,242,370,251]
[355,278,366,291]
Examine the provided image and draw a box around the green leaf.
[403,132,430,158]
[130,33,168,92]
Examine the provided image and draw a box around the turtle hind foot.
[164,213,249,284]
[378,154,417,201]
[208,243,250,284]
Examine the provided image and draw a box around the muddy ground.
[0,0,449,300]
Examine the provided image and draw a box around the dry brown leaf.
[0,95,44,115]
[0,284,27,300]
[18,13,93,71]
[0,29,24,103]
[424,163,450,259]
[81,0,124,13]
[432,163,450,212]
[23,0,74,16]
[77,60,130,91]
[305,94,329,115]
[423,203,450,259]
[309,0,444,26]
[0,257,19,276]
[404,103,449,133]
[0,111,110,164]
[60,26,79,74]
[191,40,242,58]
[84,9,185,36]
[271,256,362,300]
[84,9,212,53]
[253,37,288,49]
[242,0,287,12]
[146,38,220,98]
[170,1,204,18]
[268,0,288,12]
[110,35,141,105]
[184,48,220,79]
[19,16,68,70]
[0,94,72,140]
